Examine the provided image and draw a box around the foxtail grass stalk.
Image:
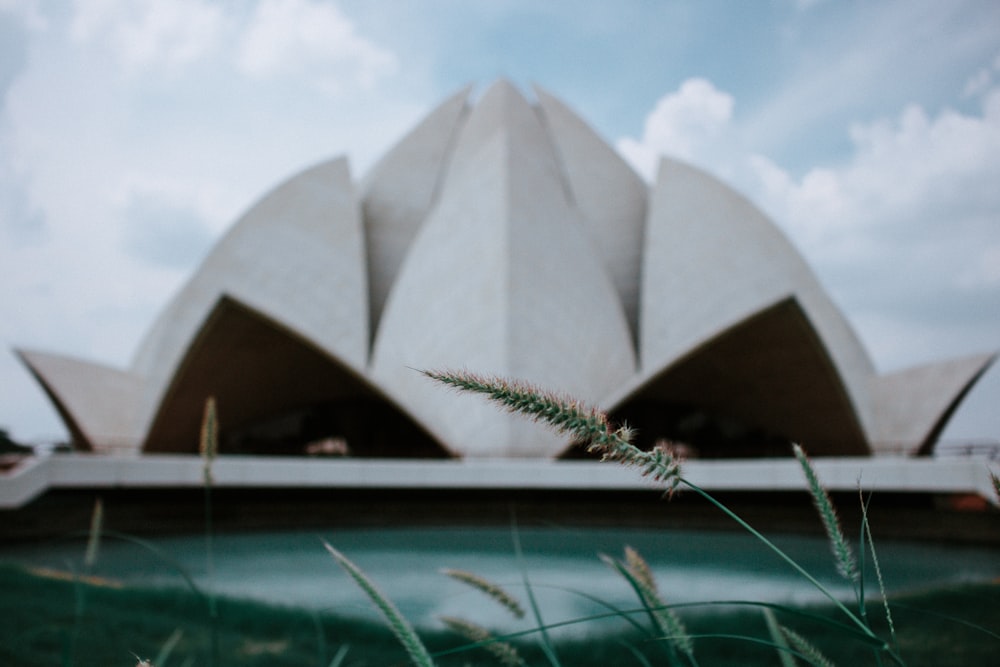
[623,547,693,663]
[442,568,525,618]
[793,444,858,585]
[200,397,218,486]
[421,370,681,492]
[440,616,524,667]
[199,397,219,667]
[601,549,695,666]
[322,541,436,667]
[780,625,835,667]
[424,369,898,662]
[623,546,656,594]
[618,547,693,660]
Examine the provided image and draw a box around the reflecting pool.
[3,525,998,633]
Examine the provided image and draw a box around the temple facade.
[17,81,994,459]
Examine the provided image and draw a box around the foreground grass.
[1,563,997,667]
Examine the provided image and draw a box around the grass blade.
[328,644,350,667]
[762,607,797,667]
[84,497,103,570]
[322,540,436,667]
[617,639,654,667]
[153,627,184,667]
[861,490,897,653]
[510,515,562,667]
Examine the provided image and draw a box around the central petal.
[371,80,636,458]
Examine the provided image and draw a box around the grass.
[413,370,1000,666]
[0,562,407,667]
[1,563,997,667]
[5,376,998,665]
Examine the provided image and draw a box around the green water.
[3,525,997,633]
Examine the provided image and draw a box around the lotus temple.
[13,80,996,466]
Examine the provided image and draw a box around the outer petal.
[131,158,368,442]
[635,158,877,444]
[371,80,636,458]
[605,297,869,456]
[872,353,996,456]
[142,297,446,455]
[16,349,142,453]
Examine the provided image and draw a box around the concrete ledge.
[2,454,998,509]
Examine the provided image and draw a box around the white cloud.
[618,72,1000,440]
[70,0,224,74]
[0,0,425,442]
[619,75,1000,371]
[236,0,397,92]
[617,78,736,181]
[65,0,399,92]
[740,3,1000,170]
[757,91,1000,268]
[2,2,996,445]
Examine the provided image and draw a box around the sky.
[1,0,998,447]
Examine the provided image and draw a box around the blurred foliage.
[1,563,997,667]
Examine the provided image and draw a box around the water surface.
[4,525,997,633]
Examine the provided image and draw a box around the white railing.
[1,453,997,510]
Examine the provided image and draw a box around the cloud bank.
[618,73,1000,371]
[0,1,997,445]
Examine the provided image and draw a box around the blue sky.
[1,0,999,446]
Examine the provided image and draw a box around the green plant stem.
[681,480,887,647]
[680,633,830,666]
[685,479,906,666]
[204,475,219,667]
[862,491,898,655]
[98,531,207,598]
[200,397,219,667]
[763,608,796,667]
[510,515,563,667]
[421,370,909,665]
[67,560,84,667]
